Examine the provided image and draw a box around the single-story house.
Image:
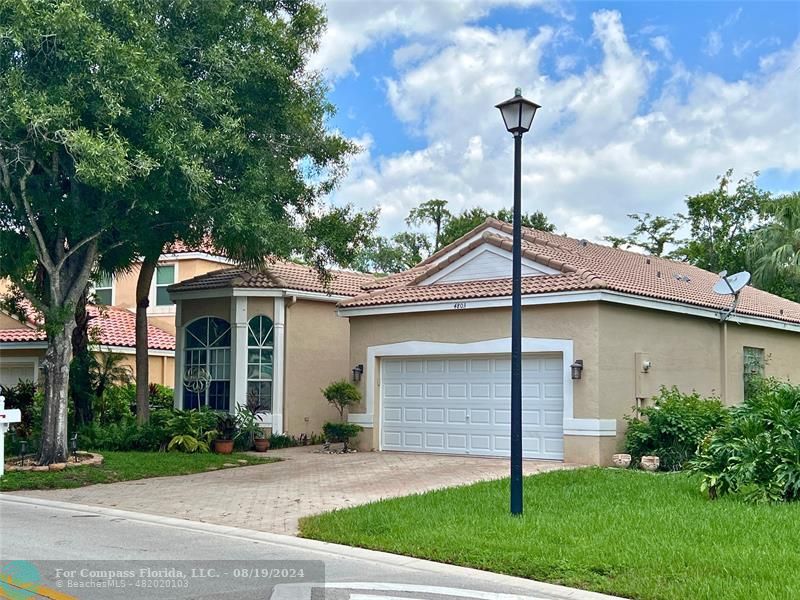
[0,303,175,388]
[337,219,800,465]
[166,261,376,436]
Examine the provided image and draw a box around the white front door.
[381,353,564,460]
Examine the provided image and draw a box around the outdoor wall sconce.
[642,360,652,373]
[570,359,584,380]
[352,364,364,383]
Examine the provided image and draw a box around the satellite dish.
[712,271,751,321]
[713,271,751,296]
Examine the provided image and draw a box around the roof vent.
[657,270,661,278]
[580,239,588,247]
[646,258,651,265]
[674,274,691,283]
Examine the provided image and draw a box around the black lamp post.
[495,88,540,516]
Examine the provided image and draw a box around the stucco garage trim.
[350,337,616,438]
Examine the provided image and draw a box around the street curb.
[2,494,623,600]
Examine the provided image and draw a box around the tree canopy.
[0,0,367,462]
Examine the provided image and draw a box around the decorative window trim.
[92,273,115,306]
[246,315,274,413]
[181,316,231,411]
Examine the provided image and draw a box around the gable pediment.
[420,244,560,285]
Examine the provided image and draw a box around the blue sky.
[311,1,800,238]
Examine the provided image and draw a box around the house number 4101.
[453,302,467,309]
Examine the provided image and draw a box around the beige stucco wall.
[598,302,800,414]
[114,258,228,335]
[180,297,231,325]
[347,301,800,465]
[0,312,28,330]
[283,299,351,437]
[247,297,274,321]
[0,346,174,386]
[346,303,601,461]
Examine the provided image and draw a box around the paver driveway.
[12,447,571,534]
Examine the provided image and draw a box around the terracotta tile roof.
[168,259,377,297]
[0,302,175,350]
[340,219,800,325]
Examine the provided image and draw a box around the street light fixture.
[496,88,541,516]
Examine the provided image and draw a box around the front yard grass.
[299,468,800,600]
[1,451,279,492]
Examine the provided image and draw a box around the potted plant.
[253,428,270,452]
[235,405,268,451]
[321,380,363,452]
[213,413,236,454]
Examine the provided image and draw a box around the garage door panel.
[382,355,564,460]
[470,383,490,398]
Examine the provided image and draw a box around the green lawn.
[299,468,800,600]
[1,451,279,492]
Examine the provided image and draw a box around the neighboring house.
[337,219,800,465]
[0,240,232,388]
[96,239,234,335]
[0,303,175,388]
[167,261,376,437]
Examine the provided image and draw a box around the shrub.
[148,383,175,411]
[624,386,729,470]
[689,379,800,503]
[322,380,361,419]
[94,383,135,425]
[166,408,218,453]
[323,421,363,451]
[1,379,37,438]
[75,409,173,451]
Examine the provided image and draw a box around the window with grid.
[155,265,176,306]
[743,346,765,400]
[183,317,231,411]
[247,315,274,412]
[95,273,113,305]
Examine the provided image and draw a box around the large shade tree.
[748,192,800,302]
[0,0,367,462]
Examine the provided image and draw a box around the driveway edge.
[2,494,622,600]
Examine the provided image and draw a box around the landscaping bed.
[1,451,279,492]
[299,468,800,600]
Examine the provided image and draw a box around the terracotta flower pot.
[214,439,234,455]
[253,438,270,452]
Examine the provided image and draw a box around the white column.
[230,295,248,414]
[173,301,183,409]
[272,296,286,434]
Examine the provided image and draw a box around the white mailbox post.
[0,395,23,477]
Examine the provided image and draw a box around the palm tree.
[749,192,800,291]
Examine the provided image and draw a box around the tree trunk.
[135,256,158,424]
[39,323,76,464]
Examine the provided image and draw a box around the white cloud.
[704,30,723,56]
[650,35,672,60]
[309,0,550,79]
[330,10,800,242]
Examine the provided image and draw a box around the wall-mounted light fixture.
[642,360,652,373]
[570,359,584,380]
[352,364,364,383]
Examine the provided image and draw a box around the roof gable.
[420,244,559,285]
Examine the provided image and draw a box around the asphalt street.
[0,495,617,600]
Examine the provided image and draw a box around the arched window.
[183,317,231,411]
[247,315,274,411]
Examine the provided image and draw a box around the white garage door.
[381,354,564,460]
